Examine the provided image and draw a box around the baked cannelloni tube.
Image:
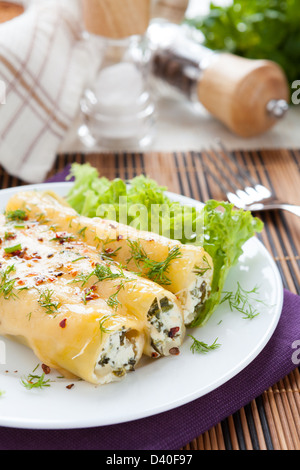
[0,286,144,385]
[0,210,185,360]
[6,190,213,325]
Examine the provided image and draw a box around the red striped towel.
[0,0,91,183]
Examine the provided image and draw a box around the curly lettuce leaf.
[66,164,201,244]
[191,200,264,327]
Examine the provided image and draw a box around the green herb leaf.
[0,264,17,299]
[4,244,22,254]
[221,282,265,319]
[127,241,182,286]
[5,209,27,222]
[188,335,221,354]
[185,0,300,94]
[21,373,51,390]
[38,289,60,315]
[99,315,113,339]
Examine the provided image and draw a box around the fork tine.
[198,154,231,195]
[214,140,273,199]
[217,140,263,188]
[202,149,240,193]
[209,144,247,189]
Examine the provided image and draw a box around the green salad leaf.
[66,163,263,325]
[185,0,300,95]
[191,200,264,327]
[66,163,201,244]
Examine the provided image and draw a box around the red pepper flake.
[66,383,74,390]
[151,352,159,358]
[59,318,67,328]
[34,276,46,286]
[83,285,99,303]
[4,234,15,241]
[168,327,180,338]
[169,347,180,356]
[41,364,51,375]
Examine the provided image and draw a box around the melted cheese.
[6,190,214,325]
[0,212,185,384]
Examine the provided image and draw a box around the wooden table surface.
[1,147,299,450]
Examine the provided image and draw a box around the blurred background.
[62,0,300,155]
[0,0,300,182]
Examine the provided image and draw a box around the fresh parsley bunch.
[186,0,300,93]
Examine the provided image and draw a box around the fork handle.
[276,204,300,217]
[248,202,300,217]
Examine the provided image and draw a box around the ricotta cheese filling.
[147,296,183,357]
[177,270,212,325]
[95,327,141,383]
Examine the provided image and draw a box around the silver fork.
[199,141,300,217]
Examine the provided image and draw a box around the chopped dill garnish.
[93,263,125,283]
[193,255,212,277]
[188,335,221,354]
[38,288,60,315]
[4,243,22,254]
[221,282,264,319]
[71,263,125,288]
[72,263,133,310]
[50,233,76,244]
[21,372,51,390]
[71,271,94,287]
[77,226,87,239]
[106,281,129,310]
[101,246,122,261]
[127,241,182,285]
[99,315,113,339]
[5,209,27,222]
[100,238,123,260]
[4,231,16,240]
[71,256,87,263]
[0,265,17,299]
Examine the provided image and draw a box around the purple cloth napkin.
[0,290,299,450]
[0,171,299,450]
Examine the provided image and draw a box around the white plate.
[0,183,283,429]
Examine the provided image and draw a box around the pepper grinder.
[78,0,155,150]
[148,21,289,137]
[151,0,189,24]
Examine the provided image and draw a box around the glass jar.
[78,31,156,151]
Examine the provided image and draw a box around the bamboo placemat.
[1,148,300,450]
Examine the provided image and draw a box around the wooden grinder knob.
[82,0,151,38]
[0,1,24,23]
[151,0,189,24]
[197,53,289,137]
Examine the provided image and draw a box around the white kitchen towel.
[0,0,91,183]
